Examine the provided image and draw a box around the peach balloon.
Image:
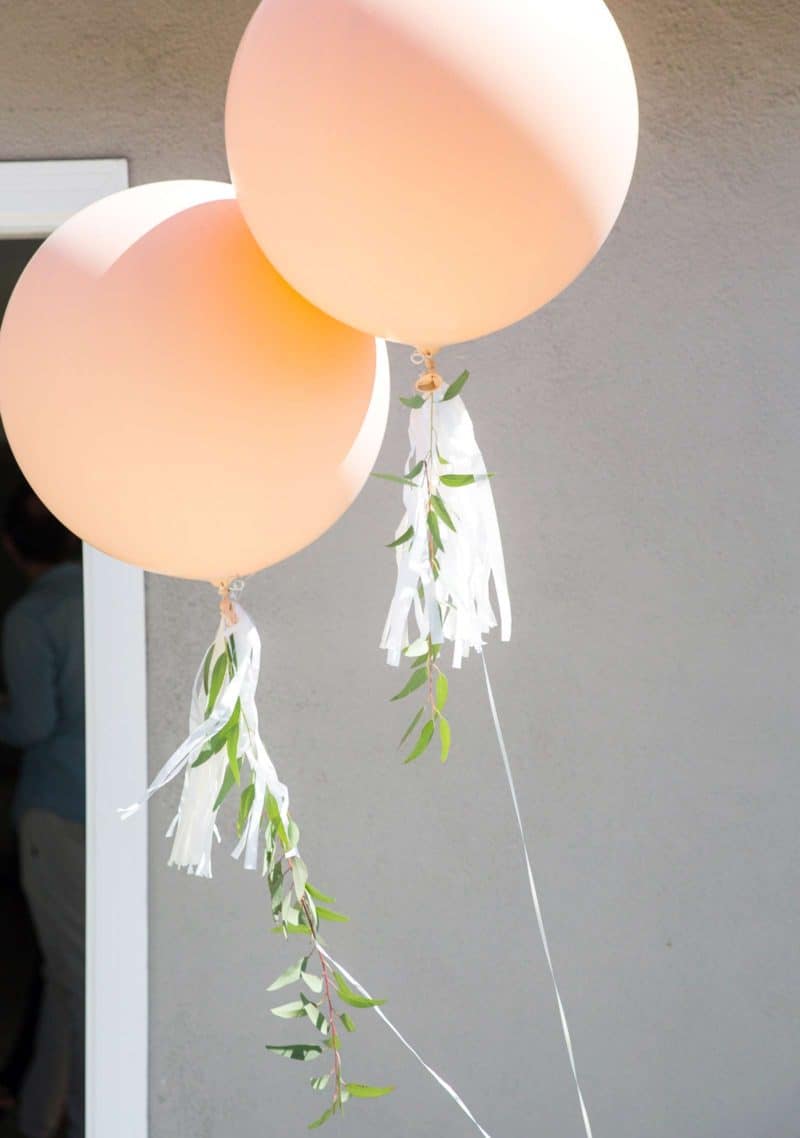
[0,181,389,580]
[225,0,639,349]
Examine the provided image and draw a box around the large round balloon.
[0,181,389,580]
[225,0,639,349]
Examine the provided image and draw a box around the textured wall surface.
[3,2,800,1136]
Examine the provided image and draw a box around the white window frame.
[0,159,148,1138]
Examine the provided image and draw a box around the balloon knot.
[216,577,246,625]
[412,348,442,394]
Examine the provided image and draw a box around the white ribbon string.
[318,947,493,1138]
[481,651,593,1138]
[320,659,592,1138]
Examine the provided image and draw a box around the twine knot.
[216,577,246,625]
[412,347,443,394]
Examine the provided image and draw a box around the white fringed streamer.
[381,383,511,668]
[318,947,493,1138]
[482,651,593,1138]
[120,602,291,878]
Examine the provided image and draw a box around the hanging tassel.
[120,580,292,877]
[381,354,511,670]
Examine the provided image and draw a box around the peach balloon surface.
[225,0,639,348]
[0,180,389,580]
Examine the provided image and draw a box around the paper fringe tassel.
[120,602,292,878]
[381,383,511,667]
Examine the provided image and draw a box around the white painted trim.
[83,549,148,1138]
[0,159,129,237]
[0,159,148,1138]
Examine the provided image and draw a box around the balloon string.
[317,946,494,1138]
[481,649,594,1138]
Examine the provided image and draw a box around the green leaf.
[404,719,434,763]
[427,510,444,552]
[225,634,238,674]
[267,957,304,992]
[212,765,236,812]
[340,1013,356,1033]
[226,719,240,784]
[308,1106,335,1129]
[439,715,451,763]
[431,493,456,532]
[390,667,427,702]
[268,861,284,908]
[441,369,469,401]
[404,637,429,658]
[310,1075,330,1092]
[270,1000,307,1019]
[399,394,424,409]
[301,970,323,995]
[291,856,309,902]
[236,783,256,838]
[271,922,312,936]
[192,698,240,769]
[306,883,335,904]
[439,473,476,488]
[281,889,300,927]
[316,906,349,924]
[435,671,448,712]
[436,446,450,466]
[201,645,214,695]
[287,818,301,851]
[345,1084,395,1099]
[265,1043,323,1061]
[411,653,429,669]
[300,993,330,1036]
[386,525,414,549]
[406,459,425,480]
[334,971,385,1009]
[303,893,318,934]
[204,653,228,716]
[266,794,289,847]
[371,472,419,487]
[399,707,424,747]
[191,729,226,769]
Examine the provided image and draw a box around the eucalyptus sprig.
[198,632,392,1129]
[261,796,393,1127]
[376,369,484,765]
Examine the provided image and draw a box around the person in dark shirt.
[0,484,84,1138]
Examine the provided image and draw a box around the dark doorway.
[0,240,44,1124]
[0,238,81,1138]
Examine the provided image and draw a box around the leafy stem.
[297,890,344,1108]
[200,631,391,1129]
[384,372,472,764]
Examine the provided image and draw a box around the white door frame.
[0,159,149,1138]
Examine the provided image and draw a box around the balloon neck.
[215,577,246,626]
[414,348,443,394]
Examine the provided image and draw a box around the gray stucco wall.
[3,2,799,1136]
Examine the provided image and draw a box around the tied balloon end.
[215,576,246,627]
[413,348,443,395]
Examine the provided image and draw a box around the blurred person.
[0,483,84,1138]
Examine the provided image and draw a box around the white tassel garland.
[381,378,511,669]
[120,601,291,878]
